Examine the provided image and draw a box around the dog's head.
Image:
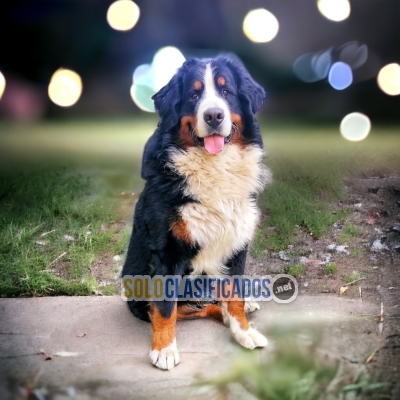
[152,56,266,154]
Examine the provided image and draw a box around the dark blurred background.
[0,0,400,122]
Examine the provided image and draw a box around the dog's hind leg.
[222,300,268,349]
[149,301,180,370]
[177,302,223,323]
[223,247,267,349]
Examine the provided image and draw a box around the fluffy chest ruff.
[169,144,271,275]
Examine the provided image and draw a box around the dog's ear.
[223,57,266,115]
[152,72,182,131]
[238,72,266,115]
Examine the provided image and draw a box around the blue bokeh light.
[328,62,353,90]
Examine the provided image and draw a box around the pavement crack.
[0,353,39,359]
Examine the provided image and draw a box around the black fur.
[122,56,265,322]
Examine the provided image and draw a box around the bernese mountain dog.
[122,56,271,370]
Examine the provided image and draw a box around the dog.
[122,56,271,370]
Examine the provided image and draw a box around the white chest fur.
[168,144,271,275]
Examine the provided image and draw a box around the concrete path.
[0,295,383,400]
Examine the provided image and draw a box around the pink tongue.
[204,135,225,154]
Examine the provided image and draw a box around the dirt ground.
[247,173,400,398]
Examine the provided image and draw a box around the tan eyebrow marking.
[217,76,226,86]
[194,80,202,90]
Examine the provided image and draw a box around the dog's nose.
[204,108,224,129]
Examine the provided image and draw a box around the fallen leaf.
[39,351,52,361]
[370,211,380,218]
[308,259,324,266]
[365,349,378,364]
[76,332,86,338]
[339,286,348,295]
[39,229,57,237]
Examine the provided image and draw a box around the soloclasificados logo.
[121,274,298,304]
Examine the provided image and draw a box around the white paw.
[232,327,268,349]
[149,339,180,370]
[244,300,260,313]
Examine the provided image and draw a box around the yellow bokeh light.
[243,9,279,43]
[377,63,400,96]
[107,0,140,31]
[48,68,82,107]
[340,112,371,141]
[317,0,350,22]
[0,71,5,100]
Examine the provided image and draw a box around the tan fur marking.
[171,214,195,245]
[230,113,247,148]
[179,115,198,148]
[194,80,202,90]
[227,300,250,330]
[217,76,226,86]
[177,303,223,322]
[150,303,177,351]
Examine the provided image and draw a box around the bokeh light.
[243,9,279,43]
[293,42,367,86]
[130,84,155,112]
[340,112,371,141]
[130,46,185,112]
[107,0,140,31]
[328,62,352,90]
[48,68,82,107]
[377,63,400,96]
[152,46,186,91]
[0,71,5,100]
[317,0,350,22]
[293,51,331,83]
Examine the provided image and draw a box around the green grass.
[0,165,130,297]
[343,271,363,284]
[350,247,363,256]
[342,223,359,236]
[250,227,269,258]
[337,223,360,245]
[324,262,337,274]
[285,264,305,277]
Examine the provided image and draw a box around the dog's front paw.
[232,327,268,349]
[244,300,260,313]
[149,339,180,370]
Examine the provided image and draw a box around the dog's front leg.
[149,300,179,370]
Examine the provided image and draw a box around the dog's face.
[152,57,266,154]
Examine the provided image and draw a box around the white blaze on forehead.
[203,63,218,104]
[196,63,232,138]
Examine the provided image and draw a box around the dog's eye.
[222,89,229,97]
[191,93,199,100]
